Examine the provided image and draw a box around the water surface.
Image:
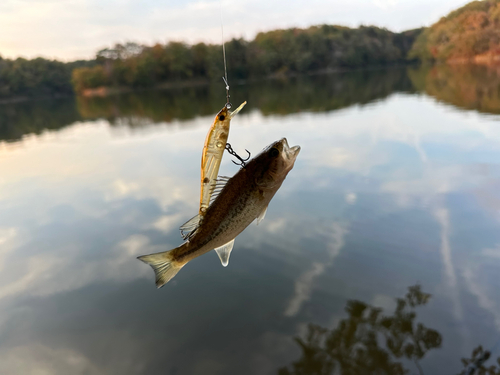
[1,66,500,374]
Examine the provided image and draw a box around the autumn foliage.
[409,0,500,63]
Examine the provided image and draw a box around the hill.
[71,26,422,95]
[0,26,421,100]
[0,57,96,100]
[10,0,500,101]
[409,0,500,63]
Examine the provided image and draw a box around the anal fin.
[214,239,235,267]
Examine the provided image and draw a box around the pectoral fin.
[256,205,268,225]
[179,214,201,241]
[214,239,235,267]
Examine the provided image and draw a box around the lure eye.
[219,115,225,121]
[269,148,280,158]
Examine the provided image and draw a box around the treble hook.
[225,143,251,167]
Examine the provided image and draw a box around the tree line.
[0,25,422,99]
[72,26,422,93]
[1,0,498,100]
[0,67,414,141]
[2,64,500,141]
[0,57,95,99]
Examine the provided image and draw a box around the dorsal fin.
[214,239,235,267]
[209,176,231,205]
[179,214,202,241]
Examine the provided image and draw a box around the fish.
[199,101,247,216]
[138,137,301,288]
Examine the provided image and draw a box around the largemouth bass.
[199,102,246,216]
[138,138,300,288]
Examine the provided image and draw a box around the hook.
[225,143,251,167]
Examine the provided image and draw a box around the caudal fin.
[137,249,184,288]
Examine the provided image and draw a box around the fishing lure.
[199,101,246,215]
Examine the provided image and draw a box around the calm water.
[1,66,500,374]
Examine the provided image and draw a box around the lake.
[1,65,500,375]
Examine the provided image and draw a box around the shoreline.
[0,64,420,105]
[2,60,491,104]
[78,63,418,98]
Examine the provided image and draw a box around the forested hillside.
[71,26,422,94]
[409,0,500,63]
[0,57,95,99]
[3,0,500,101]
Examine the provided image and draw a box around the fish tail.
[137,247,185,288]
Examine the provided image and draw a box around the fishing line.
[219,0,231,108]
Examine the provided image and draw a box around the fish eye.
[219,115,225,121]
[269,148,280,158]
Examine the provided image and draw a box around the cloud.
[284,223,347,317]
[0,344,102,375]
[0,0,475,60]
[345,192,357,204]
[372,0,399,9]
[3,93,500,305]
[0,228,18,270]
[284,262,326,317]
[435,207,463,322]
[482,245,500,259]
[463,266,500,332]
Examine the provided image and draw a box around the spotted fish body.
[200,102,246,215]
[138,138,301,288]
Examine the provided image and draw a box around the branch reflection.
[2,64,500,143]
[280,285,500,375]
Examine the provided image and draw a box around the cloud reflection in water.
[0,82,500,374]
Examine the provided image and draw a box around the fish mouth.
[229,101,247,119]
[281,138,301,160]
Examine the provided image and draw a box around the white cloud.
[118,234,150,256]
[284,262,326,317]
[284,223,347,317]
[0,228,18,270]
[345,192,357,204]
[435,207,463,322]
[266,218,287,234]
[463,267,500,332]
[0,344,102,375]
[482,245,500,259]
[373,0,399,9]
[152,214,184,233]
[0,0,476,60]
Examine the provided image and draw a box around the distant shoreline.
[0,64,415,104]
[1,59,497,105]
[0,93,74,105]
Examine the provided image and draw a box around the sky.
[0,0,471,61]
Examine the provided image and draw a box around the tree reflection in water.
[408,64,500,115]
[459,345,500,375]
[279,285,500,375]
[3,64,500,143]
